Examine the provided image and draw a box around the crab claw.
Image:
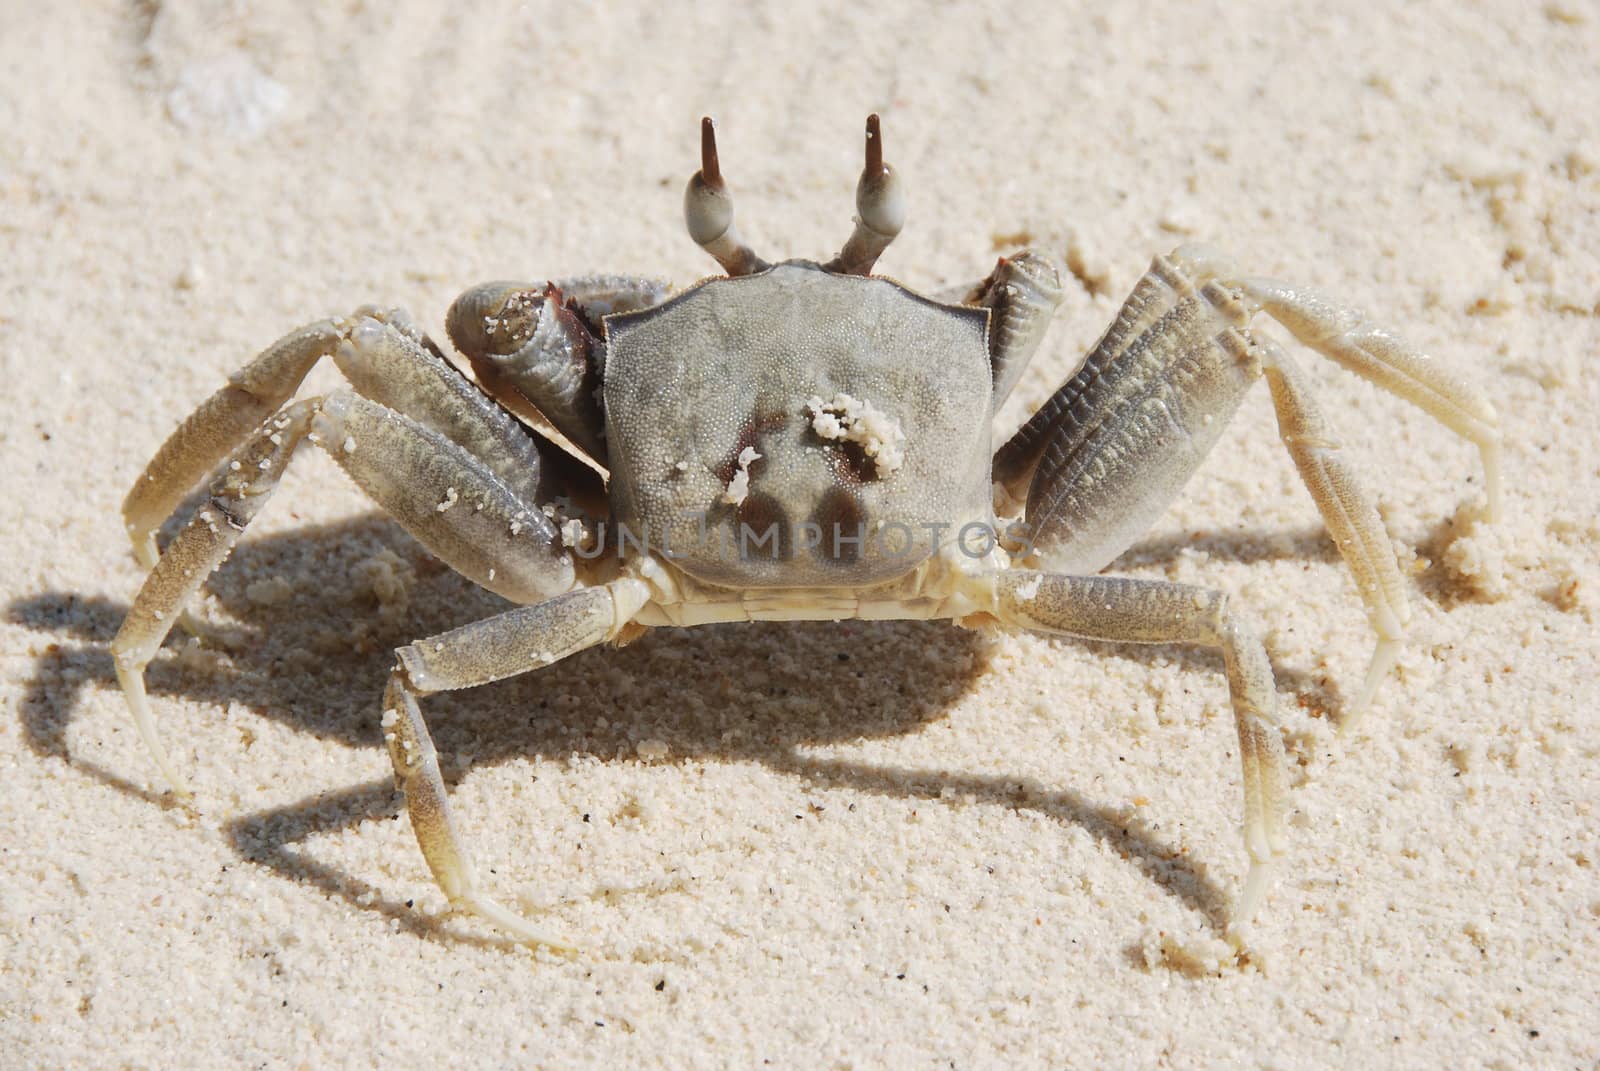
[826,114,907,276]
[684,117,769,277]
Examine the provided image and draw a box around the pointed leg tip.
[1480,441,1503,517]
[151,754,196,802]
[1233,859,1274,935]
[458,893,577,954]
[1337,692,1375,741]
[513,926,579,956]
[1342,637,1402,739]
[116,658,196,801]
[530,935,580,957]
[1339,694,1372,739]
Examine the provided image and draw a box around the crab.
[113,115,1502,950]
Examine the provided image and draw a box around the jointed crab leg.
[995,247,1502,518]
[983,570,1287,935]
[993,251,1196,504]
[951,252,1066,408]
[381,577,650,949]
[1257,341,1407,727]
[335,312,566,510]
[1001,248,1501,710]
[112,387,575,795]
[122,321,341,571]
[1016,278,1265,576]
[1171,244,1503,521]
[123,312,579,573]
[114,399,320,794]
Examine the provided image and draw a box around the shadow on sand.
[10,511,1484,950]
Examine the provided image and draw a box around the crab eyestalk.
[826,114,906,276]
[684,117,769,277]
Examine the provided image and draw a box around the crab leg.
[995,247,1501,518]
[949,252,1066,409]
[1015,278,1264,577]
[111,392,574,795]
[984,570,1287,938]
[380,577,650,948]
[1170,244,1503,520]
[1257,341,1407,729]
[1004,248,1500,708]
[123,312,581,574]
[114,399,319,794]
[122,321,341,570]
[993,251,1195,503]
[334,311,568,509]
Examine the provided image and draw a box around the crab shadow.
[8,513,1420,948]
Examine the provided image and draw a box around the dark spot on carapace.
[712,408,787,485]
[735,492,793,561]
[818,440,873,486]
[811,486,865,566]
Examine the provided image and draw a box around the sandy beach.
[3,1,1597,1066]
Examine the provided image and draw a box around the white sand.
[3,1,1597,1066]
